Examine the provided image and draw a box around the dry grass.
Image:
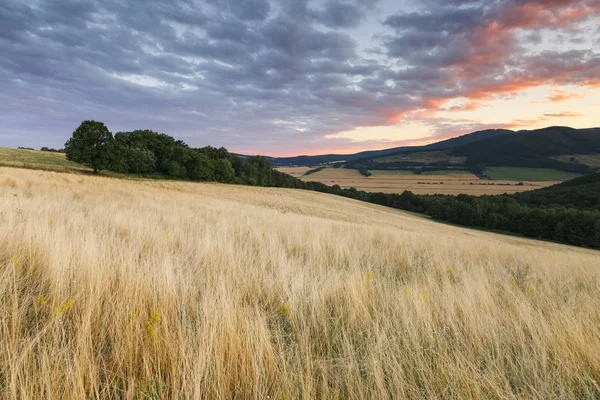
[1,166,599,399]
[297,167,557,195]
[0,147,90,173]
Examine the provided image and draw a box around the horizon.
[2,0,599,156]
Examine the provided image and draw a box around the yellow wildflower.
[277,304,290,316]
[35,296,48,308]
[150,311,161,324]
[54,300,73,317]
[527,286,534,297]
[146,322,156,337]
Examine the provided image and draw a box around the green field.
[374,150,466,165]
[0,148,90,172]
[484,167,583,181]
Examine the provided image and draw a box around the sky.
[1,0,599,156]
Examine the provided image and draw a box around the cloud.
[0,0,598,154]
[543,112,583,117]
[548,90,585,102]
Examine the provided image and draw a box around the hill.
[1,167,599,398]
[255,146,423,167]
[256,128,514,167]
[514,172,600,210]
[425,128,514,150]
[347,126,600,175]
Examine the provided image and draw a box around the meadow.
[277,167,559,195]
[1,166,599,399]
[0,147,89,172]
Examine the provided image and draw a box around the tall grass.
[1,167,599,399]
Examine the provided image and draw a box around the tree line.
[64,121,600,250]
[64,120,272,185]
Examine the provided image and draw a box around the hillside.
[455,126,600,171]
[257,128,514,167]
[256,146,423,167]
[514,172,600,210]
[347,126,600,175]
[1,166,599,398]
[425,128,514,150]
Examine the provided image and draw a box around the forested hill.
[345,126,600,174]
[425,129,513,150]
[255,146,422,167]
[514,173,600,210]
[454,126,600,170]
[255,128,514,167]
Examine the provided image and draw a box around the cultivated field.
[282,167,559,195]
[1,166,599,399]
[375,150,466,165]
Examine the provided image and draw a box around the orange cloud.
[548,90,585,102]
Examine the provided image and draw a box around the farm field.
[484,167,584,181]
[552,154,600,168]
[374,150,466,165]
[286,167,559,195]
[1,166,599,398]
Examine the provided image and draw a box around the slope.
[514,172,600,210]
[1,166,599,399]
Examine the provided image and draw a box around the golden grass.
[0,147,90,173]
[1,166,600,399]
[298,167,557,195]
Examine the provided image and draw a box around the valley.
[277,166,564,195]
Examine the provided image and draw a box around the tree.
[65,121,114,173]
[124,147,156,173]
[214,158,235,183]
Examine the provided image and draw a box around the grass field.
[297,167,557,195]
[484,167,583,181]
[553,154,600,169]
[0,147,89,172]
[1,166,599,398]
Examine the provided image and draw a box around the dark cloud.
[0,0,598,154]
